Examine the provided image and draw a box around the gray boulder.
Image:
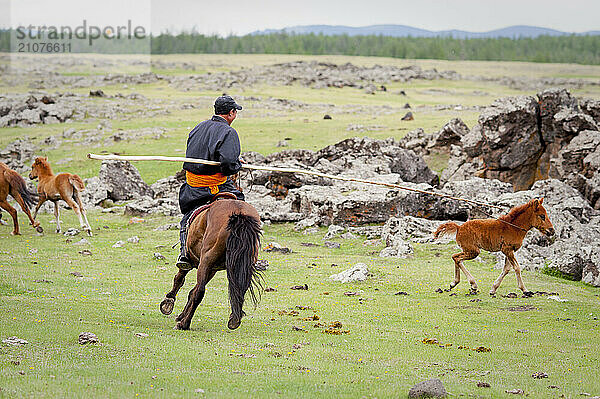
[427,118,469,151]
[408,378,448,398]
[99,160,153,201]
[329,263,370,283]
[379,236,414,258]
[580,97,600,123]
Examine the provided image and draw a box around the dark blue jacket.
[179,116,244,218]
[183,115,242,176]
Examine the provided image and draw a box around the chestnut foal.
[29,157,92,236]
[0,162,42,235]
[434,198,555,296]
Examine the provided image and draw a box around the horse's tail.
[5,170,37,209]
[225,212,263,329]
[69,175,85,192]
[434,222,460,239]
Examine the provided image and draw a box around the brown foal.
[29,157,92,236]
[434,198,555,296]
[0,162,42,235]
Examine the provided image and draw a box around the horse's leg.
[9,189,39,230]
[175,266,217,330]
[160,268,192,315]
[506,251,530,295]
[449,253,462,289]
[74,191,92,236]
[32,197,46,220]
[490,256,512,296]
[62,195,86,233]
[0,200,19,235]
[454,250,480,292]
[53,201,61,234]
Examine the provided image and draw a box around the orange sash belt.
[186,171,227,194]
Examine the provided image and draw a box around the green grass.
[1,54,600,398]
[0,212,599,398]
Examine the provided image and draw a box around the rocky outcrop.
[0,138,37,174]
[98,160,154,201]
[0,94,74,127]
[443,89,599,191]
[168,61,461,92]
[550,130,600,209]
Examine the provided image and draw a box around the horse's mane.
[499,200,533,223]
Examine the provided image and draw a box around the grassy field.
[1,54,600,398]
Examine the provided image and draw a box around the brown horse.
[434,198,555,296]
[29,157,92,236]
[160,199,263,330]
[0,162,42,235]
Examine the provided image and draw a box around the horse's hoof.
[174,321,188,330]
[35,226,44,233]
[10,231,20,235]
[489,292,496,297]
[160,298,175,315]
[86,229,93,237]
[228,316,241,330]
[56,229,61,234]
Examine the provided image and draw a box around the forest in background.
[1,30,599,65]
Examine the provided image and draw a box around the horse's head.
[530,198,555,237]
[29,157,49,180]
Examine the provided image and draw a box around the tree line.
[1,30,599,65]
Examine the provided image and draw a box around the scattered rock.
[408,378,448,398]
[505,389,524,395]
[330,263,370,283]
[153,252,166,260]
[154,223,179,231]
[78,332,99,345]
[323,225,345,240]
[112,241,125,248]
[290,284,309,290]
[89,89,106,97]
[70,271,83,277]
[127,236,140,244]
[532,372,548,379]
[323,114,332,120]
[63,228,80,236]
[264,242,292,254]
[2,337,29,346]
[323,241,341,249]
[135,333,149,338]
[401,112,414,121]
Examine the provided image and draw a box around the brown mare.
[434,198,555,296]
[0,162,42,235]
[29,157,92,236]
[160,199,263,330]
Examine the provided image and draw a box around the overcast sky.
[1,0,598,35]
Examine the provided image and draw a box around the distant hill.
[252,25,599,39]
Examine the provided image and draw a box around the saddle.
[185,192,238,231]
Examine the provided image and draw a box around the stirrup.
[176,254,193,271]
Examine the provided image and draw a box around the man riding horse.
[177,95,245,270]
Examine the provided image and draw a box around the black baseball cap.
[214,95,242,114]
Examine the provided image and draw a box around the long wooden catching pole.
[87,153,505,210]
